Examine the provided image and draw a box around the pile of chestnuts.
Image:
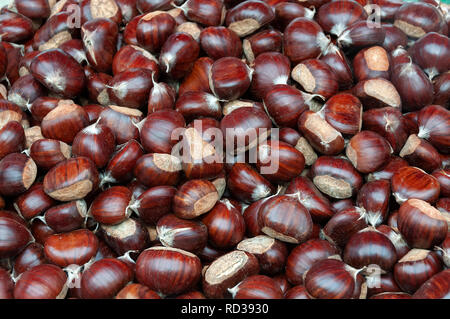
[0,0,449,299]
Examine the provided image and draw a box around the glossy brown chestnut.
[202,250,259,298]
[391,166,440,204]
[44,229,99,267]
[0,216,32,258]
[0,153,37,197]
[417,104,450,154]
[13,264,67,299]
[285,239,339,286]
[176,0,225,27]
[298,111,345,156]
[310,156,363,199]
[29,138,71,171]
[225,0,274,37]
[136,246,202,296]
[7,74,47,111]
[366,156,409,182]
[43,157,100,202]
[99,105,143,145]
[228,275,283,299]
[80,258,133,299]
[399,134,441,173]
[112,45,159,77]
[321,93,362,136]
[381,23,408,52]
[202,199,245,249]
[398,199,447,249]
[337,20,386,48]
[176,91,221,121]
[44,200,87,233]
[89,186,133,225]
[285,176,334,223]
[320,43,353,90]
[14,183,55,220]
[432,72,450,107]
[179,57,214,96]
[0,9,34,43]
[157,213,208,253]
[30,49,86,98]
[284,285,311,299]
[159,32,200,79]
[136,12,176,53]
[199,26,242,60]
[133,185,177,225]
[243,29,282,63]
[148,76,176,115]
[356,180,390,226]
[133,153,181,188]
[412,269,450,299]
[173,179,218,219]
[0,120,25,160]
[100,218,150,255]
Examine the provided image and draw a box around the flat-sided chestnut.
[399,134,441,173]
[225,0,274,37]
[320,93,362,136]
[14,183,55,220]
[0,216,32,259]
[99,105,143,145]
[228,275,283,299]
[202,250,259,298]
[417,104,449,154]
[100,218,150,255]
[0,153,37,197]
[398,199,447,249]
[0,121,25,160]
[136,247,202,296]
[173,179,218,219]
[43,157,100,202]
[353,46,391,82]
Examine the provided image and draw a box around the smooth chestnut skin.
[283,17,329,64]
[200,26,242,60]
[413,269,450,299]
[44,229,99,267]
[0,153,37,197]
[202,199,245,249]
[321,93,362,136]
[209,57,251,101]
[243,29,282,63]
[14,183,55,220]
[317,0,367,37]
[159,32,200,79]
[417,105,450,154]
[343,228,397,273]
[115,283,161,299]
[89,186,133,225]
[139,109,186,154]
[310,156,363,199]
[173,179,219,219]
[399,135,441,173]
[410,32,449,79]
[80,258,133,299]
[227,163,274,204]
[263,84,308,129]
[356,180,390,226]
[346,131,392,174]
[225,0,274,37]
[30,139,71,171]
[381,23,408,53]
[391,166,440,204]
[256,140,305,184]
[72,121,116,169]
[112,45,159,76]
[0,9,34,43]
[0,217,32,259]
[304,258,362,299]
[242,199,265,237]
[30,49,86,98]
[367,156,409,182]
[7,74,47,111]
[258,195,313,245]
[320,43,353,90]
[285,239,339,286]
[0,119,24,160]
[285,285,311,299]
[432,169,450,198]
[250,51,290,100]
[134,186,177,225]
[136,12,177,53]
[14,264,67,299]
[433,72,450,107]
[202,250,259,299]
[179,57,214,96]
[157,214,208,253]
[43,157,100,202]
[237,235,288,275]
[366,272,402,297]
[99,105,143,145]
[44,200,87,233]
[394,249,443,294]
[41,101,90,144]
[398,199,447,249]
[353,46,391,82]
[285,176,334,223]
[136,247,202,296]
[228,275,283,299]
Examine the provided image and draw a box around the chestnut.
[417,104,449,154]
[412,269,450,299]
[258,195,313,244]
[391,166,440,204]
[284,285,311,299]
[227,163,274,204]
[209,57,252,101]
[179,57,214,96]
[136,11,177,53]
[0,216,33,259]
[100,218,150,255]
[394,249,443,294]
[133,185,177,225]
[89,186,134,225]
[243,29,282,63]
[176,0,225,27]
[283,17,330,64]
[285,239,339,286]
[346,131,391,174]
[43,200,88,233]
[202,199,245,249]
[398,199,447,249]
[157,214,208,253]
[320,93,362,136]
[80,0,123,25]
[337,20,386,48]
[343,227,397,273]
[291,59,339,100]
[173,179,219,219]
[43,157,100,202]
[30,49,86,98]
[112,45,159,76]
[99,105,143,145]
[30,138,71,171]
[202,250,259,298]
[228,275,283,299]
[356,180,390,226]
[320,43,353,90]
[136,247,202,296]
[279,128,317,166]
[14,264,67,299]
[0,153,37,197]
[176,91,221,121]
[304,258,363,299]
[367,156,409,182]
[225,0,274,37]
[0,9,34,43]
[310,156,363,199]
[14,183,55,220]
[381,23,408,53]
[80,258,133,299]
[0,120,25,160]
[399,134,442,173]
[433,72,450,107]
[353,46,391,82]
[7,74,47,111]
